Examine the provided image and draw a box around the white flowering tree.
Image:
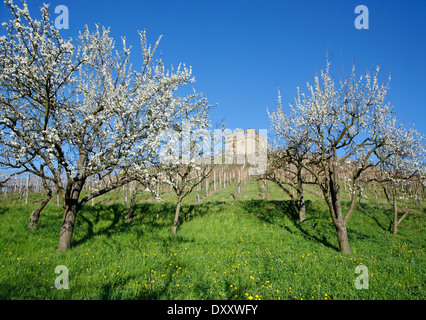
[155,110,215,235]
[269,60,424,253]
[372,124,425,234]
[267,89,314,222]
[0,0,211,251]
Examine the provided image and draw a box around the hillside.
[0,179,424,300]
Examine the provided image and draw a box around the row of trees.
[266,61,426,253]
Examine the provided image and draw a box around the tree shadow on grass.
[184,201,227,220]
[239,199,338,251]
[72,200,218,248]
[240,199,299,224]
[371,208,393,232]
[73,203,124,247]
[0,206,10,215]
[72,198,340,251]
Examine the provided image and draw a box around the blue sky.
[1,0,426,134]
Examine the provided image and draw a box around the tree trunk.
[328,197,352,254]
[124,187,138,221]
[57,204,78,252]
[57,181,85,252]
[327,159,351,254]
[335,222,351,254]
[296,169,305,222]
[298,194,306,223]
[28,191,52,229]
[392,195,398,235]
[172,198,182,235]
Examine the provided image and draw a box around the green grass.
[0,179,425,300]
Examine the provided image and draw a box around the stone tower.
[224,128,267,174]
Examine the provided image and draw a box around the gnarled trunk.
[335,222,351,254]
[296,170,306,222]
[325,158,352,254]
[57,204,78,252]
[28,191,52,229]
[327,190,352,254]
[57,180,85,252]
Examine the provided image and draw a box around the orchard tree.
[0,0,81,228]
[270,60,424,253]
[155,111,215,235]
[372,125,425,234]
[0,0,213,251]
[267,89,314,222]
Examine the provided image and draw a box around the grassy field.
[0,179,425,300]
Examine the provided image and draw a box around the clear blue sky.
[1,0,425,134]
